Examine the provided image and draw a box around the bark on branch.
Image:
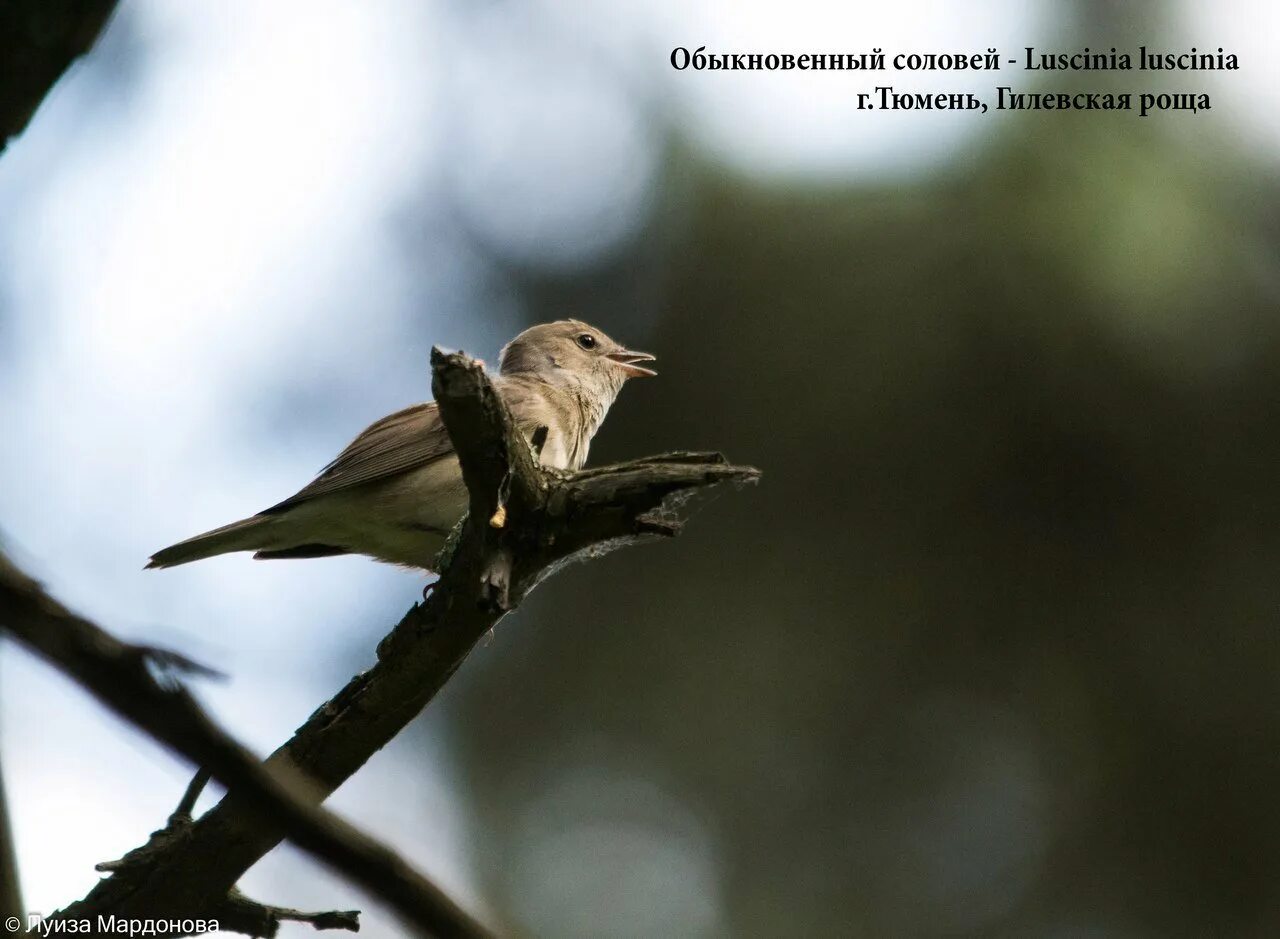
[13,349,759,935]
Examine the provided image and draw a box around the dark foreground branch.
[32,348,759,934]
[0,552,490,937]
[1,0,120,155]
[0,743,22,930]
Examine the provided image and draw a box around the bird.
[146,320,656,572]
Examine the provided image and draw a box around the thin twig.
[169,768,211,824]
[0,743,24,928]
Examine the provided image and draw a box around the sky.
[0,0,1275,934]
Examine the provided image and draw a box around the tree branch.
[22,348,758,934]
[1,0,119,155]
[0,742,23,930]
[0,552,490,937]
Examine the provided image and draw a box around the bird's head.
[498,320,656,398]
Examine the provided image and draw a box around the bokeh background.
[3,0,1280,936]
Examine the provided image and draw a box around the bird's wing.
[261,401,454,513]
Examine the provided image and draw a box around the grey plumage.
[147,320,655,572]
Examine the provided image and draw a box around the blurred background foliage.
[443,120,1280,936]
[3,0,1280,936]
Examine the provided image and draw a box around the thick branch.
[43,349,759,932]
[0,552,489,938]
[1,0,119,155]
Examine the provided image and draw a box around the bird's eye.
[576,333,597,350]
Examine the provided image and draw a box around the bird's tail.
[146,515,276,569]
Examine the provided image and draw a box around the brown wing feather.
[261,401,453,514]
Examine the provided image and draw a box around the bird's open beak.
[606,349,657,378]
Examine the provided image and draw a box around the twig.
[169,768,211,824]
[219,888,360,936]
[0,742,23,929]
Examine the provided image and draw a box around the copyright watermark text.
[10,914,219,935]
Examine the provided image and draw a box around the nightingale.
[146,320,656,572]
